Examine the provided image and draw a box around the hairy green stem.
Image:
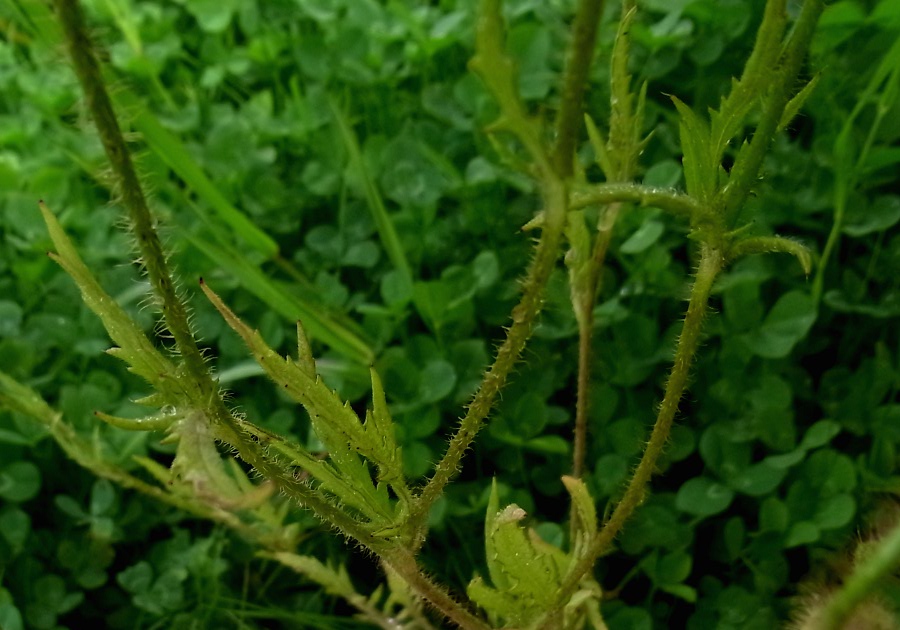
[469,0,554,179]
[204,401,394,555]
[572,0,639,482]
[820,519,900,629]
[723,0,824,225]
[571,316,594,480]
[195,367,484,624]
[572,203,621,480]
[410,179,567,545]
[385,551,491,630]
[546,245,724,625]
[594,246,722,547]
[719,0,787,126]
[553,0,607,176]
[570,183,702,219]
[48,8,485,615]
[53,0,214,398]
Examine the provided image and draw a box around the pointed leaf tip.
[562,475,598,539]
[779,75,820,132]
[295,320,316,377]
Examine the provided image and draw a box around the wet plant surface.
[1,1,899,628]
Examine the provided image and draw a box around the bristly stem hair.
[553,0,607,177]
[572,0,641,481]
[410,0,608,546]
[547,245,724,626]
[543,0,824,621]
[36,0,829,627]
[53,0,215,399]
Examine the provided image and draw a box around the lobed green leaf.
[201,281,404,523]
[39,203,178,396]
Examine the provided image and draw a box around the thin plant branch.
[543,244,725,626]
[570,183,703,219]
[386,551,492,630]
[571,202,621,479]
[410,179,568,545]
[53,0,215,398]
[572,0,639,482]
[553,0,607,176]
[722,0,825,225]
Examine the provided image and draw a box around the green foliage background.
[1,0,899,628]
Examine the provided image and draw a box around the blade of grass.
[812,37,900,305]
[328,96,413,285]
[4,0,61,45]
[102,0,175,109]
[180,193,366,342]
[45,131,363,362]
[185,228,374,366]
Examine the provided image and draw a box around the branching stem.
[410,179,567,545]
[570,183,703,219]
[43,2,829,629]
[572,203,621,479]
[572,0,639,483]
[723,0,824,225]
[545,245,724,625]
